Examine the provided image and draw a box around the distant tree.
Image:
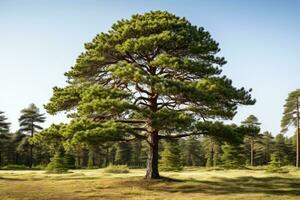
[254,131,274,165]
[241,115,261,166]
[31,123,65,155]
[273,134,291,165]
[281,89,300,167]
[130,140,147,167]
[159,139,182,171]
[181,136,204,166]
[115,142,132,165]
[0,111,10,134]
[221,143,246,169]
[19,104,46,168]
[0,133,10,165]
[203,136,222,167]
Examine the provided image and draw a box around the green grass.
[0,167,300,199]
[103,165,130,174]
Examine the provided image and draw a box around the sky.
[0,0,300,136]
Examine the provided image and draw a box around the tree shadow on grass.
[119,176,300,196]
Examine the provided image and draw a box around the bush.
[103,165,130,174]
[1,164,29,170]
[46,153,68,173]
[32,164,47,170]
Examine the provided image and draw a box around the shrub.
[1,164,29,170]
[103,165,130,174]
[32,164,47,170]
[46,153,68,173]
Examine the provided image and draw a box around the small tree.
[159,139,182,171]
[19,104,46,168]
[266,153,287,173]
[221,143,246,169]
[46,153,68,173]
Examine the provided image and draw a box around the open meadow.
[1,168,300,200]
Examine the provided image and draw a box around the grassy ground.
[1,167,300,200]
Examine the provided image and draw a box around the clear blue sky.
[1,0,300,135]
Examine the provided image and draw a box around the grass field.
[1,167,300,200]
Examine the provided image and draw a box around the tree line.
[0,106,297,171]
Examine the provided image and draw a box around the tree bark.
[145,131,160,179]
[296,99,300,167]
[29,121,34,168]
[250,139,254,167]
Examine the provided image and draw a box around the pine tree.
[19,104,45,168]
[254,131,274,165]
[266,153,287,173]
[0,111,10,134]
[221,143,246,169]
[203,137,222,167]
[181,136,204,166]
[241,115,261,166]
[45,11,255,179]
[159,139,182,171]
[273,134,290,165]
[281,89,300,167]
[115,142,132,165]
[130,140,147,167]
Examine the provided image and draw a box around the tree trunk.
[29,122,34,168]
[250,139,254,167]
[145,131,160,179]
[296,100,300,167]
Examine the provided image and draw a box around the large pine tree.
[19,103,46,167]
[45,11,255,179]
[281,89,300,167]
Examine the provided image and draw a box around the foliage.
[46,153,68,173]
[203,136,222,167]
[19,104,46,136]
[266,154,289,173]
[0,111,10,134]
[221,143,246,169]
[115,142,132,165]
[254,131,274,165]
[31,123,66,155]
[103,164,130,173]
[159,139,183,171]
[281,89,300,132]
[181,136,204,166]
